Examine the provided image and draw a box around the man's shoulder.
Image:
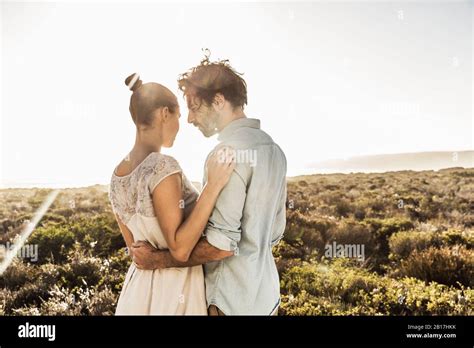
[220,127,276,150]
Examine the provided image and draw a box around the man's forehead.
[185,94,200,107]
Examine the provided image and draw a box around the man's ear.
[213,93,226,110]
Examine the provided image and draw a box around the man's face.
[186,95,219,138]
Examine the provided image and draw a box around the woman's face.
[161,106,180,148]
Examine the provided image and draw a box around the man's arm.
[131,237,233,270]
[132,153,248,270]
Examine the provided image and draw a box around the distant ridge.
[308,150,474,174]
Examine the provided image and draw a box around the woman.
[108,73,235,315]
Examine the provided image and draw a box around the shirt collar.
[218,118,261,141]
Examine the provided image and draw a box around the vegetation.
[0,168,473,315]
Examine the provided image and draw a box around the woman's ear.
[161,106,170,123]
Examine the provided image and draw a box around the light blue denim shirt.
[202,118,287,315]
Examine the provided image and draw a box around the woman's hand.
[206,146,236,191]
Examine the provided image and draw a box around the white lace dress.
[109,152,207,315]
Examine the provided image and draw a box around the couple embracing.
[109,56,287,315]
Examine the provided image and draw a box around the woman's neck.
[131,130,162,159]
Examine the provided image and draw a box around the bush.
[9,282,51,311]
[13,284,119,316]
[0,288,15,315]
[389,231,441,260]
[34,284,118,316]
[69,215,123,258]
[27,213,123,264]
[102,248,131,292]
[0,247,126,315]
[87,287,118,315]
[327,219,375,253]
[58,247,104,290]
[2,170,474,316]
[0,259,41,290]
[389,229,474,261]
[335,199,353,217]
[399,246,473,287]
[284,211,335,252]
[365,218,415,238]
[300,220,332,256]
[280,260,473,315]
[363,218,415,271]
[280,290,346,315]
[28,225,75,264]
[440,229,474,248]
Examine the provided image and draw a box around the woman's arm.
[152,150,235,262]
[114,213,135,255]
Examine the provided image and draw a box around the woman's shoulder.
[110,152,180,183]
[148,152,181,171]
[146,153,183,192]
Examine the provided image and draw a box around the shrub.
[28,225,75,264]
[389,231,441,260]
[69,215,123,258]
[335,199,353,217]
[365,218,415,238]
[280,260,473,315]
[285,211,334,245]
[440,229,474,248]
[88,286,118,315]
[27,214,123,264]
[2,170,474,316]
[0,288,15,315]
[354,209,366,221]
[327,219,375,252]
[1,248,125,315]
[298,180,308,187]
[26,284,118,316]
[9,282,51,311]
[300,220,332,255]
[0,259,41,290]
[280,290,346,315]
[399,246,473,287]
[363,218,415,270]
[273,240,305,260]
[98,248,131,292]
[58,244,106,290]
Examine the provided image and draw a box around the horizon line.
[1,166,473,190]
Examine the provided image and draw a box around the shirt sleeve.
[271,182,287,247]
[204,165,248,254]
[148,155,182,193]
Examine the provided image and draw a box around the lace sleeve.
[148,155,182,193]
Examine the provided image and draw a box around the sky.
[1,0,472,187]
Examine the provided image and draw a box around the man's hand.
[131,240,164,270]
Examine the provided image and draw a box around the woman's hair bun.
[125,73,142,92]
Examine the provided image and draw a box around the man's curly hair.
[177,51,247,109]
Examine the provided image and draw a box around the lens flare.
[0,189,59,275]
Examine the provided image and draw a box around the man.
[131,57,287,315]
